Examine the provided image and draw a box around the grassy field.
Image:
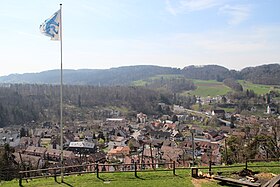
[184,80,231,97]
[238,80,280,95]
[132,74,184,86]
[133,76,279,97]
[1,161,279,187]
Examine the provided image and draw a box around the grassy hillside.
[132,74,184,86]
[133,76,280,98]
[133,76,230,97]
[184,80,231,97]
[238,80,280,95]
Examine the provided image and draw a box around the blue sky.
[0,0,279,76]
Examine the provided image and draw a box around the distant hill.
[0,66,181,85]
[181,65,239,82]
[0,63,279,85]
[240,64,280,85]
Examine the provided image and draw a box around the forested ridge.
[0,64,279,85]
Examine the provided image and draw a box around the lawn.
[0,170,197,187]
[1,161,279,187]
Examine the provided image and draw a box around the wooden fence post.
[54,169,57,182]
[134,162,137,178]
[96,163,99,179]
[209,160,212,175]
[19,172,22,186]
[173,161,176,175]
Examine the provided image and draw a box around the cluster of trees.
[0,144,18,180]
[0,84,179,127]
[222,119,280,164]
[144,76,196,93]
[182,64,280,85]
[223,78,243,92]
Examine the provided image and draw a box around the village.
[0,94,279,173]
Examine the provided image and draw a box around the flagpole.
[59,3,64,182]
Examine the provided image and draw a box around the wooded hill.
[0,84,179,127]
[0,64,279,85]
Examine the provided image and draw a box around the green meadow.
[184,79,231,97]
[133,75,279,98]
[238,80,280,95]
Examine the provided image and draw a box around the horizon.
[2,63,280,77]
[1,0,280,76]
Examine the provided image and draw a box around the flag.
[40,10,61,40]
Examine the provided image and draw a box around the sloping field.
[184,80,231,97]
[238,80,280,95]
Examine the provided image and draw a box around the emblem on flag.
[40,10,61,40]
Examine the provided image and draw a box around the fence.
[14,158,280,186]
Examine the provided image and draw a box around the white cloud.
[219,4,251,25]
[165,0,223,15]
[165,0,252,25]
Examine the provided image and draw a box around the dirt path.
[191,178,212,187]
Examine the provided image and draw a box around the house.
[148,130,171,140]
[0,131,20,147]
[68,141,96,154]
[24,146,47,157]
[87,151,106,163]
[46,148,75,160]
[19,137,40,148]
[191,125,204,136]
[211,110,225,118]
[107,136,127,150]
[267,103,278,114]
[204,130,219,140]
[137,112,147,123]
[107,146,130,162]
[198,141,221,165]
[160,145,183,163]
[13,153,45,169]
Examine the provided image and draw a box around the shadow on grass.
[97,176,105,181]
[62,181,74,187]
[54,176,61,184]
[135,175,145,180]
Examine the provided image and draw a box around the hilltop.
[0,64,279,85]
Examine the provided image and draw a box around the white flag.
[40,10,61,40]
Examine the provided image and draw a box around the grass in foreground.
[1,162,279,187]
[0,170,197,187]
